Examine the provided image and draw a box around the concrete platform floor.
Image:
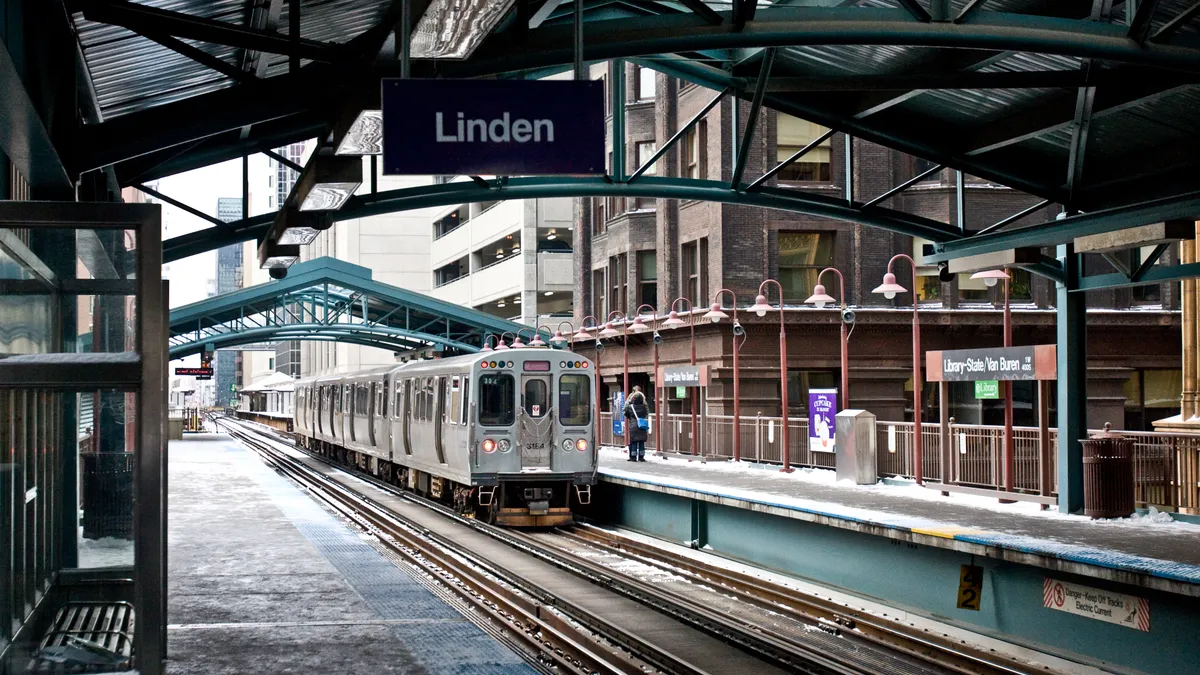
[168,433,535,675]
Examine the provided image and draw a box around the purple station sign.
[808,389,838,453]
[382,79,606,176]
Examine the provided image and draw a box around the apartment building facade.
[574,63,1182,431]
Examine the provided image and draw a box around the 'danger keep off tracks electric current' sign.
[382,79,606,176]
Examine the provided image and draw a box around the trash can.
[1081,423,1135,519]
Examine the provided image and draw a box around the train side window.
[395,382,403,419]
[478,373,515,426]
[461,377,470,425]
[425,378,435,420]
[442,377,451,423]
[559,374,591,426]
[449,377,462,424]
[381,380,389,417]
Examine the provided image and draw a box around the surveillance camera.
[652,333,663,345]
[937,261,953,283]
[733,322,745,336]
[594,340,605,352]
[269,267,288,280]
[841,308,856,325]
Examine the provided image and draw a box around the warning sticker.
[1043,578,1149,632]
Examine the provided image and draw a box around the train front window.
[478,373,515,426]
[559,374,590,426]
[524,379,549,418]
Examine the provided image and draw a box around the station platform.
[168,432,535,674]
[591,447,1200,675]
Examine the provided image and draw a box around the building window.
[607,254,627,316]
[636,65,656,101]
[634,141,657,210]
[786,370,838,413]
[777,115,831,182]
[778,232,834,302]
[434,209,465,239]
[957,273,990,303]
[1124,369,1182,431]
[592,269,606,320]
[685,122,705,179]
[637,251,657,311]
[682,238,708,307]
[1009,268,1033,302]
[591,198,606,235]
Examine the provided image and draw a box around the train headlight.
[562,439,574,451]
[482,438,497,453]
[498,439,512,453]
[576,439,589,452]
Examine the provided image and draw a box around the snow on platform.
[597,448,1200,593]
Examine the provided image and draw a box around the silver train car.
[293,348,597,526]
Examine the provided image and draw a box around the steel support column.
[612,60,625,180]
[1056,243,1086,513]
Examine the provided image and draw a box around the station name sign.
[657,365,709,388]
[175,367,213,378]
[926,345,1056,382]
[382,79,605,176]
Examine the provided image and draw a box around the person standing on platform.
[623,386,650,462]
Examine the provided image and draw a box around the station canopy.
[63,0,1200,266]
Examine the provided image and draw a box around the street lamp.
[517,327,543,348]
[551,320,574,348]
[805,268,851,410]
[704,290,746,462]
[481,334,498,352]
[664,298,699,456]
[629,304,659,450]
[873,254,924,485]
[577,315,602,445]
[972,267,1015,497]
[495,331,517,351]
[603,311,630,398]
[749,280,793,473]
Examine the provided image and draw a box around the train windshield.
[478,373,515,426]
[558,374,590,426]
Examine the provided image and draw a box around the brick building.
[573,63,1182,432]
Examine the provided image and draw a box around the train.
[293,348,597,526]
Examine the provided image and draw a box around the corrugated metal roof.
[72,0,393,120]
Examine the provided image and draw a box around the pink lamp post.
[601,311,630,397]
[703,290,745,462]
[873,255,924,485]
[481,335,498,352]
[972,268,1014,497]
[805,267,851,410]
[662,298,699,456]
[550,321,574,349]
[630,304,659,451]
[749,280,793,473]
[575,316,601,445]
[526,327,549,348]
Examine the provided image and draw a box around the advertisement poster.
[808,389,838,453]
[612,391,625,437]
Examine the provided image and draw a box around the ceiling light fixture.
[296,153,363,211]
[271,208,334,245]
[411,0,518,59]
[335,110,383,155]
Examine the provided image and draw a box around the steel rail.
[558,525,1030,675]
[213,416,713,675]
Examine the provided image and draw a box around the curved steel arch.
[168,323,480,360]
[166,175,961,262]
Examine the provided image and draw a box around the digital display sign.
[175,367,213,377]
[523,361,551,372]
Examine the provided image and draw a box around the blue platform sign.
[381,79,606,176]
[808,389,837,453]
[612,391,625,437]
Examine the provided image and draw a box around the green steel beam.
[1073,261,1200,292]
[164,176,962,262]
[1056,243,1085,514]
[168,323,479,359]
[925,190,1200,262]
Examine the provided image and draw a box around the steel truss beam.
[167,324,467,360]
[926,190,1200,262]
[164,175,961,262]
[139,31,256,84]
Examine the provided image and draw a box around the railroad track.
[212,416,1067,675]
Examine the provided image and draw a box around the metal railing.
[598,410,1200,513]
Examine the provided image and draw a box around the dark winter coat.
[623,392,650,442]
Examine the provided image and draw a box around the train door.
[434,376,447,464]
[368,381,378,447]
[519,375,553,468]
[402,379,413,455]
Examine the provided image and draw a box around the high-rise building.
[215,197,244,407]
[272,143,306,377]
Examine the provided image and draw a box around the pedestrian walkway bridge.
[168,257,540,359]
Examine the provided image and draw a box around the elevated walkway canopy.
[168,257,535,359]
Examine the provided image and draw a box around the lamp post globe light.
[751,280,793,472]
[481,334,498,352]
[630,305,660,452]
[971,267,1015,498]
[804,268,850,411]
[704,290,745,462]
[873,254,924,485]
[577,316,602,446]
[551,320,574,348]
[665,298,700,456]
